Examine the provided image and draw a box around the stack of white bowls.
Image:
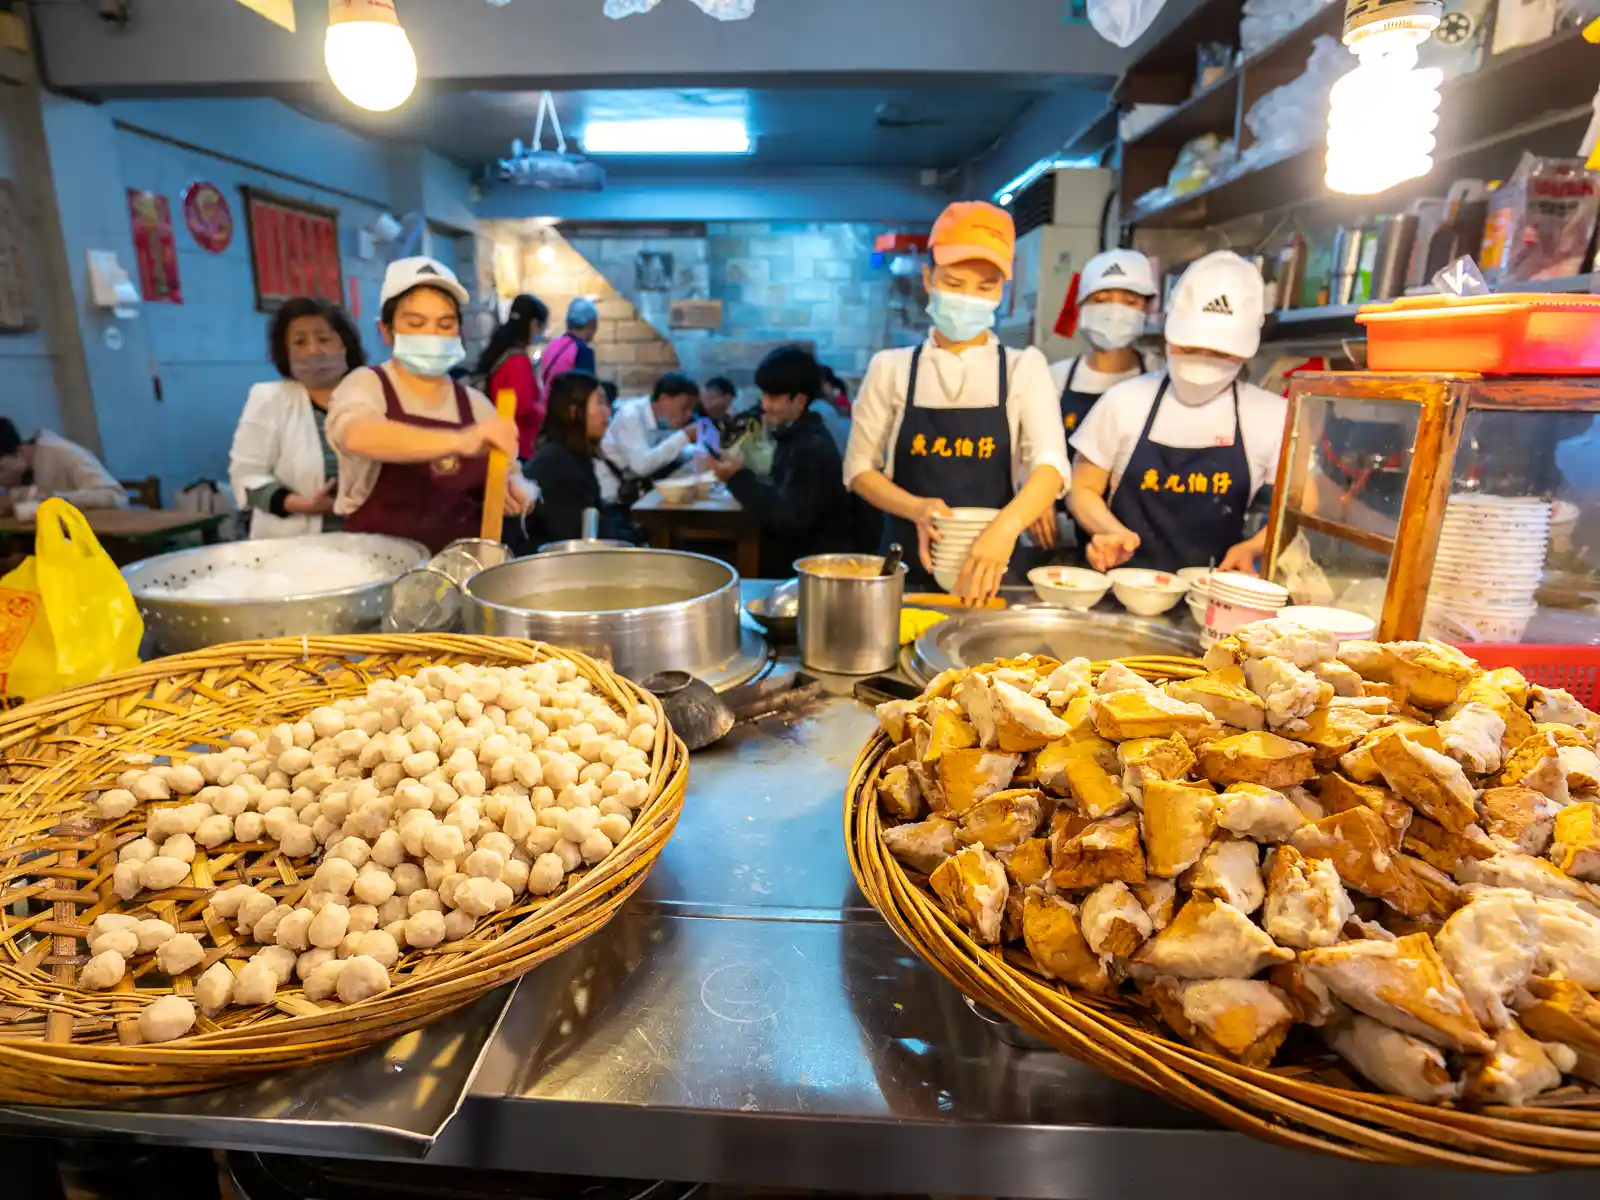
[1178,567,1212,624]
[930,507,1001,593]
[1424,493,1550,643]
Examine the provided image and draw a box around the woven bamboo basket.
[845,655,1600,1173]
[0,633,687,1105]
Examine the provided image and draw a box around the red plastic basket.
[1454,643,1600,707]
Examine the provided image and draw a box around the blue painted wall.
[0,81,65,440]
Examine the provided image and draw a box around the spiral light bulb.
[325,0,418,113]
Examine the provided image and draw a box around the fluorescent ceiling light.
[992,157,1100,205]
[582,118,751,155]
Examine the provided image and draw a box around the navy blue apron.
[880,341,1013,590]
[1060,353,1144,557]
[1106,376,1251,573]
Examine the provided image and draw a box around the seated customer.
[599,371,702,489]
[706,345,852,576]
[696,376,746,446]
[523,371,629,548]
[0,418,127,509]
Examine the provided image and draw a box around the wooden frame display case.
[1264,371,1600,642]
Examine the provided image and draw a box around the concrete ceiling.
[323,85,1057,172]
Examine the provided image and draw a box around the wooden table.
[0,508,228,564]
[631,489,761,578]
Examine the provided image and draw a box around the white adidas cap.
[1164,250,1266,359]
[381,256,471,310]
[1080,249,1157,300]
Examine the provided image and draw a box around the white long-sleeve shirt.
[599,396,693,479]
[30,431,127,509]
[842,333,1071,495]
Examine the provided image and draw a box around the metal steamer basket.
[122,533,428,654]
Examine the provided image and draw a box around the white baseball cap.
[1080,249,1157,300]
[1163,250,1266,359]
[380,256,471,310]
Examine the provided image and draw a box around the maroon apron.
[344,366,487,553]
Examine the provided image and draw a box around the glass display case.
[1264,371,1600,643]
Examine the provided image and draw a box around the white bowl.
[1278,604,1377,642]
[1186,592,1208,624]
[1029,566,1111,610]
[934,507,1001,525]
[654,477,704,504]
[933,564,962,594]
[1177,566,1212,594]
[1106,567,1189,616]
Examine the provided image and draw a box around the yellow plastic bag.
[0,499,143,705]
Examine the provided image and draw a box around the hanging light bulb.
[325,0,418,112]
[1325,0,1444,195]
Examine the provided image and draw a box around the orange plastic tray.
[1356,292,1600,375]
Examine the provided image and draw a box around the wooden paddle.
[479,387,518,539]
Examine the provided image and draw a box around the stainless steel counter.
[5,586,1600,1196]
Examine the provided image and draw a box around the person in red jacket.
[474,294,550,457]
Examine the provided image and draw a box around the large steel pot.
[122,533,428,655]
[461,548,741,682]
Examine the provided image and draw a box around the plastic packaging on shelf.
[1479,154,1600,283]
[1087,0,1168,47]
[1240,0,1337,57]
[1236,35,1349,170]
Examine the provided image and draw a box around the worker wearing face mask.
[326,257,533,553]
[844,202,1069,604]
[1068,251,1284,575]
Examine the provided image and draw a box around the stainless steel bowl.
[909,604,1200,682]
[461,548,741,682]
[122,533,429,654]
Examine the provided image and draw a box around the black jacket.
[523,438,605,548]
[724,410,852,577]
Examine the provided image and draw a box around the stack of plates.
[1424,493,1550,643]
[930,507,1002,593]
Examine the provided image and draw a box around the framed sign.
[126,189,182,304]
[241,186,343,311]
[0,181,38,331]
[183,182,234,253]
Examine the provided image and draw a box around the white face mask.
[1168,354,1241,406]
[1077,302,1146,351]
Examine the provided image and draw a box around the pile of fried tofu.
[873,619,1600,1106]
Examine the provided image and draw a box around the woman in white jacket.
[229,298,365,538]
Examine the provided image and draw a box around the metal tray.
[909,604,1200,682]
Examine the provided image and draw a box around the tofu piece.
[1095,660,1159,695]
[1517,976,1600,1065]
[1317,771,1412,849]
[1373,733,1478,833]
[1039,740,1128,820]
[1132,878,1177,931]
[1296,703,1386,762]
[1550,803,1600,882]
[1402,816,1495,877]
[989,677,1071,752]
[1485,666,1531,708]
[1116,734,1197,810]
[1479,786,1558,856]
[876,699,920,743]
[1530,685,1596,729]
[1313,660,1365,698]
[928,846,1008,944]
[1043,657,1094,710]
[876,763,923,821]
[1561,744,1600,792]
[1140,779,1218,878]
[881,815,958,875]
[1000,837,1052,889]
[1132,895,1293,979]
[1439,701,1507,775]
[920,666,966,701]
[1388,641,1479,710]
[1147,976,1295,1068]
[1165,667,1266,732]
[1205,618,1340,670]
[1091,689,1217,743]
[1079,881,1154,959]
[1051,812,1147,889]
[1339,722,1444,784]
[1214,782,1308,843]
[1464,1023,1564,1106]
[1325,1014,1463,1104]
[1458,852,1600,916]
[1434,887,1542,1029]
[1182,839,1265,914]
[1036,735,1117,791]
[957,788,1044,853]
[1269,960,1337,1026]
[1302,932,1493,1053]
[1244,656,1333,731]
[936,748,1021,816]
[1196,731,1316,790]
[1022,890,1113,993]
[1531,894,1600,987]
[1263,845,1354,949]
[1501,733,1572,807]
[1289,807,1460,920]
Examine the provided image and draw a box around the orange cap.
[929,201,1015,280]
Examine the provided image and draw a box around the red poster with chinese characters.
[126,189,182,304]
[242,186,344,312]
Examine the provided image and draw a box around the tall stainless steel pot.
[461,548,740,682]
